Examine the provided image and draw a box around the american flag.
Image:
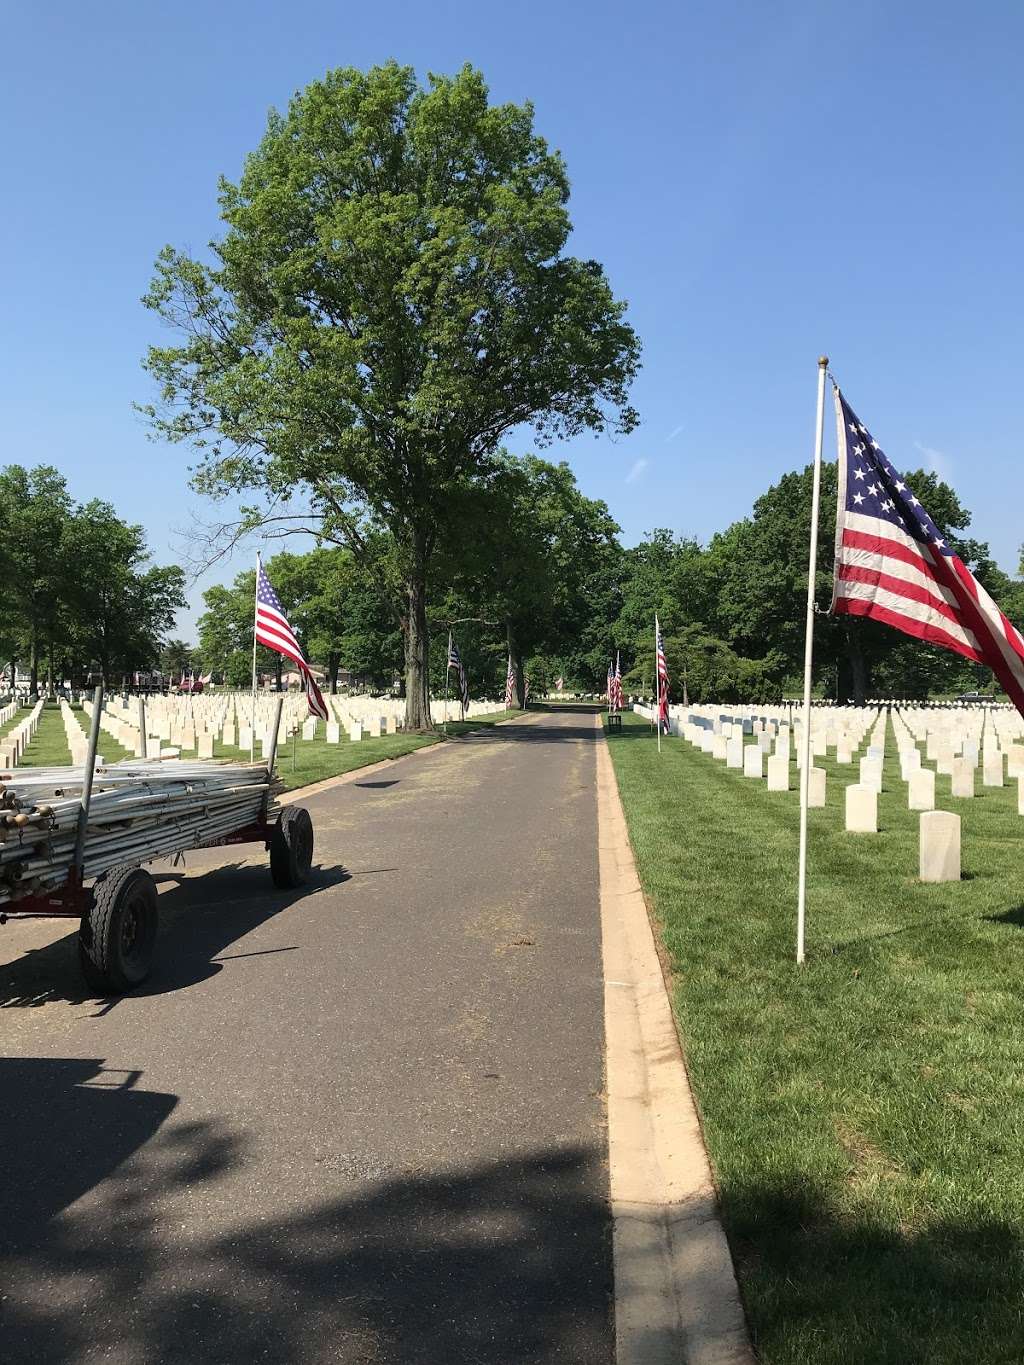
[505,654,515,708]
[524,675,530,706]
[447,634,469,713]
[255,559,329,721]
[613,650,623,712]
[655,615,670,733]
[830,388,1024,714]
[606,660,614,706]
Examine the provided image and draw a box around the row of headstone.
[0,699,44,769]
[641,700,998,885]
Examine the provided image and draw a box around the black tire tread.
[270,806,313,888]
[78,865,158,993]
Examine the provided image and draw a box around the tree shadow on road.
[0,861,350,1008]
[0,1066,614,1364]
[459,721,600,747]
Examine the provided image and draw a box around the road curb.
[595,722,755,1365]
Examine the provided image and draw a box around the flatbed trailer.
[0,689,314,993]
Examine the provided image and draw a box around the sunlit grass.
[607,710,1024,1364]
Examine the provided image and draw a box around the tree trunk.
[402,569,432,730]
[328,652,340,694]
[29,634,38,697]
[843,628,870,706]
[274,655,283,692]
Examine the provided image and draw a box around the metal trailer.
[0,687,314,994]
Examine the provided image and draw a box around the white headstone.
[712,735,728,761]
[197,732,214,760]
[845,783,877,833]
[743,746,763,778]
[387,715,398,735]
[349,721,363,743]
[726,738,744,769]
[302,719,316,741]
[951,758,974,799]
[859,756,882,793]
[807,766,826,808]
[983,750,1004,787]
[326,722,341,744]
[919,810,960,883]
[766,755,790,791]
[908,768,935,811]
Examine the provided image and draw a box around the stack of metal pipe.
[0,759,281,904]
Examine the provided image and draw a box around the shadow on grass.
[985,904,1024,927]
[727,1178,1024,1363]
[0,1075,614,1365]
[0,861,348,1008]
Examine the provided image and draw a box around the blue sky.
[1,0,1021,635]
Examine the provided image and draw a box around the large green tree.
[0,468,185,692]
[141,61,640,729]
[0,465,73,692]
[62,501,185,685]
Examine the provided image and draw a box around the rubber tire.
[78,865,159,993]
[270,806,314,888]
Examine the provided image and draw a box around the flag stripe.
[833,585,984,660]
[833,596,987,662]
[836,564,973,636]
[942,556,1024,704]
[830,388,1024,717]
[837,539,959,612]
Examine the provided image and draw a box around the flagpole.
[796,356,829,966]
[250,551,260,762]
[655,615,661,754]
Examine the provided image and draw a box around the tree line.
[185,451,1024,708]
[0,465,185,694]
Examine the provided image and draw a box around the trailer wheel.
[270,806,313,888]
[78,866,159,993]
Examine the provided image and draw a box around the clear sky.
[2,0,1021,635]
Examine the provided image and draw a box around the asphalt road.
[0,709,612,1364]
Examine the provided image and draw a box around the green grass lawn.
[607,710,1024,1365]
[207,708,521,792]
[17,705,74,767]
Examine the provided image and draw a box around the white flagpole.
[655,614,662,755]
[250,551,260,762]
[796,356,829,965]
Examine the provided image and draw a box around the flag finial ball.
[818,355,829,367]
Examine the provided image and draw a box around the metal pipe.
[73,684,104,876]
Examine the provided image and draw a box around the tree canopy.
[141,61,640,729]
[0,465,186,692]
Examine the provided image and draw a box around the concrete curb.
[596,722,755,1365]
